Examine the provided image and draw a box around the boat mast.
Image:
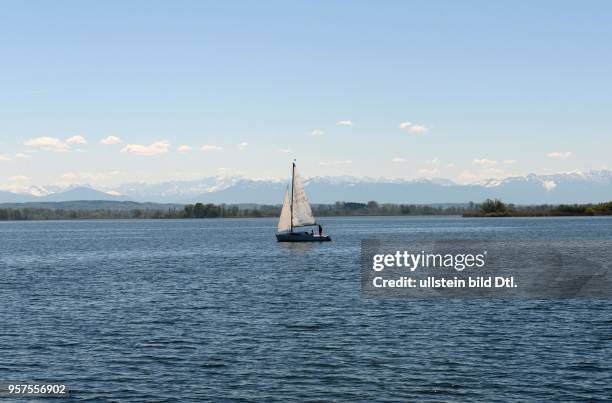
[290,161,295,232]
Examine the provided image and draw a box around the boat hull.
[276,232,332,242]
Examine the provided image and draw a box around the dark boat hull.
[276,232,332,242]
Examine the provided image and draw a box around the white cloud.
[121,140,170,156]
[99,135,122,145]
[319,160,352,166]
[446,163,456,168]
[417,168,439,177]
[547,151,572,159]
[336,120,353,126]
[237,142,248,150]
[457,171,481,182]
[311,129,324,136]
[0,154,11,161]
[177,145,193,153]
[201,144,223,151]
[66,135,87,144]
[8,175,29,182]
[472,158,498,168]
[458,168,505,183]
[24,135,91,152]
[399,121,429,134]
[15,153,29,159]
[24,136,68,152]
[503,159,517,164]
[542,180,557,191]
[425,157,439,165]
[410,125,428,133]
[391,157,407,163]
[60,172,78,180]
[25,136,62,147]
[60,171,120,182]
[279,148,293,153]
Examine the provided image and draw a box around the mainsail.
[291,166,316,227]
[277,188,292,233]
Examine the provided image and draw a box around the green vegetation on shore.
[0,201,471,221]
[463,199,612,217]
[0,200,610,221]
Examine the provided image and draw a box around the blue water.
[1,216,611,401]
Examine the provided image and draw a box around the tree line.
[464,199,612,217]
[0,200,610,220]
[0,201,473,221]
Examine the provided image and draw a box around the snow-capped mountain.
[112,176,284,203]
[40,187,130,202]
[1,170,611,205]
[0,185,128,203]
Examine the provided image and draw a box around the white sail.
[291,167,316,227]
[277,188,292,233]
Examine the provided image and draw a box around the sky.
[1,0,611,191]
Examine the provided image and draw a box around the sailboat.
[276,162,332,242]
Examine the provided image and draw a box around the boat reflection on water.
[276,240,316,254]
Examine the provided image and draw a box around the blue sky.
[1,0,610,190]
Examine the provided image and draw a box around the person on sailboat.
[318,224,323,237]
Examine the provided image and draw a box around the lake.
[1,216,611,401]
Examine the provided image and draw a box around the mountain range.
[1,170,611,205]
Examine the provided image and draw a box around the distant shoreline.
[461,199,612,217]
[1,214,611,222]
[463,212,612,217]
[0,199,610,221]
